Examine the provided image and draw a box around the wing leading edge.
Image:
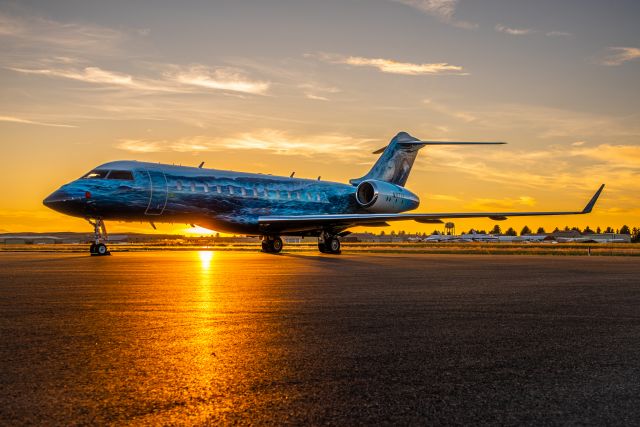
[258,185,605,233]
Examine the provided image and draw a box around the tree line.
[378,225,640,242]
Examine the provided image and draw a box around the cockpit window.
[82,170,109,179]
[107,170,134,180]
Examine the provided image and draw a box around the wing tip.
[582,184,605,213]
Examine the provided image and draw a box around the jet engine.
[355,179,420,213]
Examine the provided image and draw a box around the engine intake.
[355,180,420,213]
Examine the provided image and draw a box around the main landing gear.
[261,236,283,254]
[318,232,341,254]
[260,232,341,255]
[88,218,110,256]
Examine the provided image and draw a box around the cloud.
[171,65,270,95]
[9,63,270,95]
[495,24,534,35]
[0,115,76,128]
[391,0,477,29]
[599,47,640,66]
[571,144,640,169]
[423,99,477,122]
[116,130,375,157]
[312,53,467,76]
[298,83,340,101]
[0,11,124,55]
[546,31,572,37]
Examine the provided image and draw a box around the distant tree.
[380,230,386,236]
[478,229,486,234]
[489,224,502,235]
[399,230,406,236]
[390,230,396,236]
[431,230,439,235]
[571,226,582,233]
[564,226,571,231]
[632,227,640,243]
[520,225,532,236]
[620,225,631,235]
[604,226,614,233]
[553,227,560,233]
[505,227,517,236]
[596,226,601,234]
[536,227,546,234]
[583,226,593,234]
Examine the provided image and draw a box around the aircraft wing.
[258,185,604,233]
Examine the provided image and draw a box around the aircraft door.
[145,170,168,215]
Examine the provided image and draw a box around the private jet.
[43,132,604,255]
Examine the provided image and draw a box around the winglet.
[582,184,605,213]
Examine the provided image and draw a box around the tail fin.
[350,131,505,187]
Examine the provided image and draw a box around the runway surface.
[1,251,639,425]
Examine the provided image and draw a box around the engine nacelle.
[355,180,420,213]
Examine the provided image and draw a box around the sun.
[184,225,216,236]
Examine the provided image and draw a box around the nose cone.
[43,189,71,207]
[43,188,86,216]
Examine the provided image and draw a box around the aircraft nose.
[43,188,87,215]
[43,189,71,207]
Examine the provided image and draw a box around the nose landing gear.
[88,218,110,256]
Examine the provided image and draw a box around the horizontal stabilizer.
[372,140,506,154]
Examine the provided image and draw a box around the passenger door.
[145,170,168,215]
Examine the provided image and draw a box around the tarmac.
[1,251,639,425]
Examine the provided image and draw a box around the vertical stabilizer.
[350,132,424,187]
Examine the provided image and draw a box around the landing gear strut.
[261,235,283,254]
[88,218,110,256]
[318,231,341,254]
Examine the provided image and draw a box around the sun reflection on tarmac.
[198,250,214,271]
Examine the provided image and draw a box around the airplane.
[43,131,605,256]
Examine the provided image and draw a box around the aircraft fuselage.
[43,160,418,235]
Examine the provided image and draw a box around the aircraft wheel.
[89,243,96,254]
[95,243,109,256]
[271,237,283,253]
[327,236,341,254]
[261,240,269,252]
[317,241,327,253]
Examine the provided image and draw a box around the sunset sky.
[1,0,639,235]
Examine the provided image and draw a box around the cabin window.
[296,192,301,200]
[253,188,258,197]
[216,185,221,194]
[203,183,209,193]
[190,182,196,192]
[82,170,109,179]
[241,188,247,197]
[286,191,292,200]
[107,170,134,180]
[316,193,321,201]
[176,181,183,191]
[306,192,311,200]
[229,187,234,195]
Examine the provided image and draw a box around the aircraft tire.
[327,237,341,254]
[317,242,327,253]
[95,243,109,256]
[261,240,269,252]
[89,243,96,254]
[271,237,283,253]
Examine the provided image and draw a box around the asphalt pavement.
[0,251,639,425]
